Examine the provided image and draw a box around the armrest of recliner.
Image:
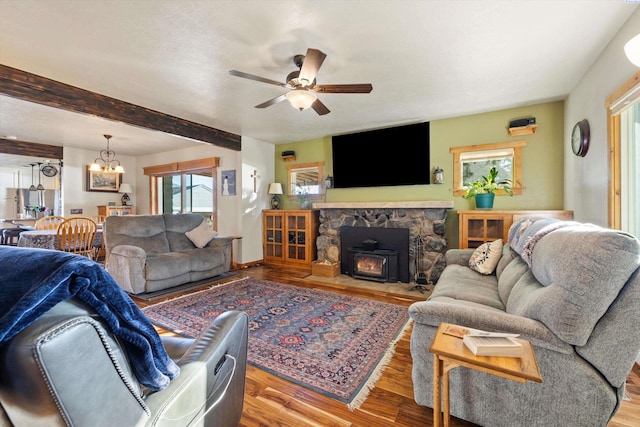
[143,310,249,427]
[107,245,147,294]
[409,299,572,354]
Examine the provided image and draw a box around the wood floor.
[135,264,640,427]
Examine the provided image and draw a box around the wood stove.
[340,226,410,283]
[348,248,399,282]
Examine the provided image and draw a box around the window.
[607,71,640,234]
[450,141,526,196]
[620,103,640,235]
[144,157,219,228]
[157,172,214,218]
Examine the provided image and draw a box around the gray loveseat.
[104,214,232,295]
[409,217,640,427]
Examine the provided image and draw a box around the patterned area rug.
[142,277,411,410]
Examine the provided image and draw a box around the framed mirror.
[450,140,526,196]
[287,161,324,198]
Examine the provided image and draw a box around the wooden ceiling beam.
[0,64,241,151]
[0,138,63,159]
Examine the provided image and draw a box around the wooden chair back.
[35,216,65,230]
[56,217,97,259]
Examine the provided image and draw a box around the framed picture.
[86,166,121,192]
[221,170,236,196]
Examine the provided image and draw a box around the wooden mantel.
[313,201,454,209]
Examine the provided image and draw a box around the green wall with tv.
[274,100,565,247]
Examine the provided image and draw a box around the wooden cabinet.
[458,210,573,249]
[97,205,135,217]
[262,210,319,267]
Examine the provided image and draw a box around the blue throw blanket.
[0,247,179,391]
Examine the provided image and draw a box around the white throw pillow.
[468,239,503,275]
[185,221,218,248]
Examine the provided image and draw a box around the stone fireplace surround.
[313,201,453,284]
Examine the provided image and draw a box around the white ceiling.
[0,0,637,166]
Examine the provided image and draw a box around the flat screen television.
[331,122,430,188]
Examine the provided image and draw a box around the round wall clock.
[571,119,590,157]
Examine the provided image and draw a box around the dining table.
[17,228,103,251]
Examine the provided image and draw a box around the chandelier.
[89,134,125,173]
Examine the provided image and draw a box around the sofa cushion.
[509,224,640,346]
[187,247,224,272]
[495,245,517,280]
[162,214,206,252]
[429,264,505,311]
[497,256,530,306]
[106,215,170,255]
[185,221,218,248]
[145,252,191,281]
[468,239,502,275]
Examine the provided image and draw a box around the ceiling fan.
[229,48,372,116]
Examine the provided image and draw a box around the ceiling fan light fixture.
[286,89,317,111]
[625,33,640,67]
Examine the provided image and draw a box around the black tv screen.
[332,122,430,188]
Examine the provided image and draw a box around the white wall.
[239,136,276,265]
[565,8,640,225]
[62,146,136,217]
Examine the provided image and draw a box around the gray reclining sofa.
[409,217,640,427]
[104,213,232,295]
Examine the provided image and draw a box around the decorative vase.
[475,193,495,209]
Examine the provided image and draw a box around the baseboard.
[233,259,264,270]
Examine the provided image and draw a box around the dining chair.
[55,217,97,259]
[91,215,107,266]
[35,215,65,230]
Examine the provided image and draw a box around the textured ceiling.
[0,0,637,165]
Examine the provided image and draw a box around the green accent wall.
[274,100,565,248]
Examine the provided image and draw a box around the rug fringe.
[347,318,414,411]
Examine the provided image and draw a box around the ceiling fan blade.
[298,48,326,86]
[229,70,287,87]
[311,98,330,116]
[314,83,373,94]
[255,94,287,109]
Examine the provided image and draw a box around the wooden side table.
[429,323,542,427]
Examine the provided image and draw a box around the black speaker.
[509,117,536,128]
[281,150,295,157]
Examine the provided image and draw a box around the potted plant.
[463,167,512,209]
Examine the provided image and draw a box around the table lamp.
[119,183,133,206]
[268,183,283,210]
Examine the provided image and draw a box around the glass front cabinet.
[458,210,574,249]
[262,210,319,267]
